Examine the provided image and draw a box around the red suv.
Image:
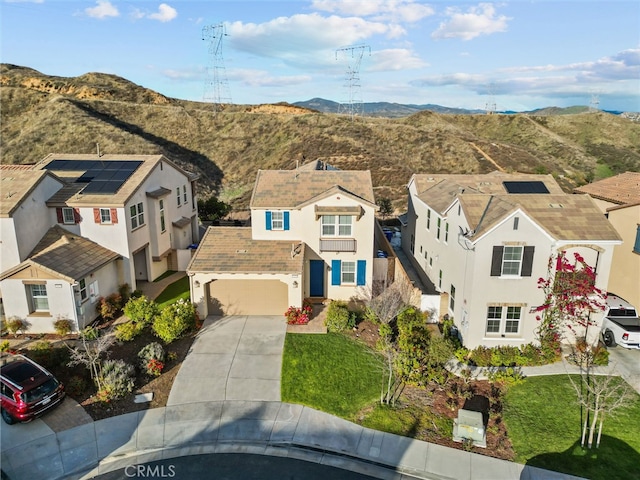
[1,353,65,424]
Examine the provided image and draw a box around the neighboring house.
[574,172,640,309]
[401,172,621,349]
[189,165,384,317]
[0,154,200,332]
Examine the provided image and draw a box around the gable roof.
[33,154,197,207]
[250,169,376,209]
[0,167,60,217]
[412,172,620,243]
[188,227,304,274]
[1,225,121,282]
[573,172,640,205]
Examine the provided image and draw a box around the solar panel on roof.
[503,181,550,194]
[45,159,143,194]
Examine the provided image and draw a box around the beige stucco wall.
[606,205,640,308]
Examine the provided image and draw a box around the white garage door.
[208,279,288,316]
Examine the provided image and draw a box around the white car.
[601,294,640,349]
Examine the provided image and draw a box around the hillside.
[2,64,639,213]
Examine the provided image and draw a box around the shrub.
[97,359,135,401]
[66,375,88,397]
[395,307,431,384]
[53,318,73,336]
[29,342,68,370]
[325,300,355,332]
[96,293,123,321]
[118,283,132,304]
[3,317,29,336]
[284,302,313,325]
[486,367,524,387]
[80,325,99,341]
[152,299,196,343]
[138,342,166,376]
[123,296,159,326]
[0,340,10,352]
[114,321,145,342]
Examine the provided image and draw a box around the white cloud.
[370,48,428,71]
[148,3,177,23]
[431,3,510,40]
[228,69,312,88]
[85,0,119,20]
[311,0,434,23]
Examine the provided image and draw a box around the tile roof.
[573,172,640,205]
[188,227,304,274]
[250,169,376,209]
[33,154,197,207]
[412,173,620,242]
[1,225,121,281]
[1,167,56,217]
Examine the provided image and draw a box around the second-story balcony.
[320,238,357,252]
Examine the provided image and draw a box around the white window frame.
[505,306,522,334]
[271,211,284,230]
[444,222,449,243]
[436,217,441,240]
[29,284,49,312]
[449,284,456,311]
[426,209,431,230]
[100,208,112,224]
[183,185,187,203]
[160,199,166,232]
[62,207,75,225]
[176,188,181,206]
[502,246,523,276]
[130,202,145,230]
[79,278,88,301]
[341,261,356,285]
[321,215,352,237]
[486,306,502,334]
[485,305,522,335]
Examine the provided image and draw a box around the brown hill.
[2,65,639,213]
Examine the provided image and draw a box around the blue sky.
[2,0,639,111]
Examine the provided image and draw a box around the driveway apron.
[167,315,287,405]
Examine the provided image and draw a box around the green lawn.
[282,333,385,419]
[154,276,190,309]
[503,375,640,480]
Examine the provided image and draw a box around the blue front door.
[309,260,325,297]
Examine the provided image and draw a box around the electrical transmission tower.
[485,83,496,115]
[202,23,232,111]
[589,93,600,113]
[335,45,370,119]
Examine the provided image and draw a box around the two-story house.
[188,164,380,317]
[0,154,199,332]
[401,172,621,349]
[574,172,640,309]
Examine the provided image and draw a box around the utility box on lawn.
[453,409,486,448]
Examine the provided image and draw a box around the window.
[176,188,181,206]
[100,208,111,224]
[183,185,187,203]
[444,222,449,243]
[436,218,441,240]
[62,208,75,224]
[342,261,356,284]
[490,246,534,277]
[426,209,431,230]
[321,215,352,236]
[129,202,145,230]
[513,217,519,230]
[79,279,87,301]
[29,284,49,312]
[438,270,443,289]
[634,225,640,254]
[486,305,522,335]
[486,306,502,333]
[410,234,414,254]
[160,200,166,232]
[450,284,456,311]
[271,211,284,230]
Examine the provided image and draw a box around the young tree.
[376,197,393,219]
[66,328,115,392]
[198,196,231,222]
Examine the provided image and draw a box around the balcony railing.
[320,238,357,252]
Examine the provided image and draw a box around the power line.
[335,45,370,120]
[202,23,232,112]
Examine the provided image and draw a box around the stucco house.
[401,172,621,349]
[574,172,640,309]
[188,164,384,318]
[0,154,199,332]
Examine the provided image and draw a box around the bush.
[285,301,313,325]
[152,299,196,343]
[80,325,99,341]
[138,342,166,376]
[3,317,29,336]
[96,293,124,321]
[114,321,145,342]
[325,300,355,332]
[0,340,10,352]
[97,359,135,401]
[66,375,88,397]
[53,318,73,336]
[486,367,524,387]
[123,296,159,326]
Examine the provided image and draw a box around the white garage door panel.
[208,279,288,315]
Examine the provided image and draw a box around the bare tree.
[66,328,115,391]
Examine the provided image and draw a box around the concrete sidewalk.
[167,316,286,405]
[0,400,585,480]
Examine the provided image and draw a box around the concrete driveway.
[167,315,287,405]
[607,346,640,393]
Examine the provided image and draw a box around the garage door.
[208,279,288,316]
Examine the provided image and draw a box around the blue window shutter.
[331,260,341,285]
[266,211,272,230]
[634,225,640,253]
[284,211,290,231]
[357,260,366,286]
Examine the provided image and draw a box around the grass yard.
[154,276,190,309]
[503,375,640,480]
[282,333,385,419]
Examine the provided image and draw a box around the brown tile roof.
[1,225,121,281]
[250,170,376,209]
[0,168,56,217]
[573,172,640,205]
[34,154,197,207]
[188,227,304,274]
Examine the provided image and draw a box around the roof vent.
[549,203,564,208]
[236,249,248,254]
